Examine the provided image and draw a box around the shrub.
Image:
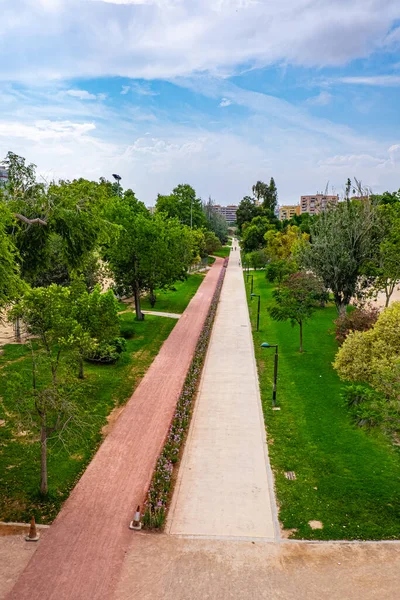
[334,304,380,345]
[86,337,127,364]
[341,384,399,433]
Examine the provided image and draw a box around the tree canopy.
[156,184,206,229]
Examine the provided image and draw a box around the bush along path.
[143,257,228,528]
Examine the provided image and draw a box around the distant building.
[300,194,338,215]
[212,204,238,224]
[147,206,156,215]
[0,166,8,187]
[279,205,300,221]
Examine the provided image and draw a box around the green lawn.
[212,246,231,258]
[246,271,400,540]
[0,314,176,524]
[132,274,205,315]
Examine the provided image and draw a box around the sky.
[0,0,400,206]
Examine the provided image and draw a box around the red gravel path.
[7,259,224,600]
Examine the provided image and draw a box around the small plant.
[333,304,380,345]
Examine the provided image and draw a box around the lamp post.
[112,173,122,196]
[261,342,278,407]
[246,273,254,294]
[250,293,260,332]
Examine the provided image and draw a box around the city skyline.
[0,1,400,204]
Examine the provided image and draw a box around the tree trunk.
[299,321,303,353]
[78,355,84,380]
[15,317,21,342]
[40,420,48,495]
[149,289,156,308]
[133,282,144,321]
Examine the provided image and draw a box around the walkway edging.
[143,258,229,528]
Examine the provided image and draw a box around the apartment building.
[279,204,300,221]
[0,167,8,187]
[300,194,338,215]
[212,204,238,224]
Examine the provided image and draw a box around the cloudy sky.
[1,0,400,205]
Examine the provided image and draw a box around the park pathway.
[167,241,278,539]
[6,259,224,600]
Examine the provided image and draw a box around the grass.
[212,246,231,258]
[0,313,176,524]
[123,274,205,315]
[246,271,400,540]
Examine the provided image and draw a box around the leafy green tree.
[156,184,206,229]
[301,199,379,316]
[0,205,24,315]
[246,249,268,270]
[202,197,228,243]
[269,272,327,352]
[264,225,310,261]
[241,216,275,253]
[70,281,121,378]
[369,204,400,307]
[9,285,86,494]
[251,178,278,211]
[265,259,297,287]
[204,231,222,255]
[236,196,260,234]
[333,302,400,405]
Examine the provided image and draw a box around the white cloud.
[65,89,98,100]
[339,75,400,86]
[120,83,159,96]
[219,98,232,107]
[306,91,332,106]
[1,1,400,82]
[0,120,95,142]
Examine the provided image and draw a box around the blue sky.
[1,1,400,205]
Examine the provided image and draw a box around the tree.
[369,204,400,307]
[204,231,222,255]
[265,259,297,288]
[156,184,206,229]
[235,196,260,234]
[301,198,379,316]
[70,281,121,378]
[0,205,23,316]
[108,197,193,318]
[246,249,268,270]
[333,302,400,402]
[241,216,275,253]
[333,304,380,346]
[264,225,310,261]
[202,197,228,244]
[9,285,85,494]
[269,272,327,352]
[251,178,278,212]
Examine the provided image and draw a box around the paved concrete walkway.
[167,242,278,539]
[7,259,224,600]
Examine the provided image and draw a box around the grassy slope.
[212,246,231,258]
[137,274,205,314]
[246,271,400,540]
[0,265,211,525]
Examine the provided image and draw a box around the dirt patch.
[309,520,323,530]
[101,405,126,437]
[281,527,298,539]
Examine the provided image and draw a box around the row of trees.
[239,180,400,438]
[0,151,229,494]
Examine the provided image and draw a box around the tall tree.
[235,196,260,234]
[368,204,400,307]
[301,198,379,316]
[202,197,228,244]
[156,184,206,229]
[0,205,24,316]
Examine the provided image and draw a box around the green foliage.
[269,272,327,352]
[252,178,278,211]
[265,259,297,286]
[235,196,261,234]
[333,302,400,403]
[248,272,400,540]
[246,249,268,270]
[301,198,380,315]
[0,204,24,314]
[156,184,206,229]
[241,216,275,253]
[333,304,380,345]
[202,197,228,243]
[204,230,222,255]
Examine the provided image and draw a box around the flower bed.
[142,257,228,528]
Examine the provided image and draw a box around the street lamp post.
[246,273,253,294]
[250,293,260,332]
[112,173,122,196]
[261,343,278,407]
